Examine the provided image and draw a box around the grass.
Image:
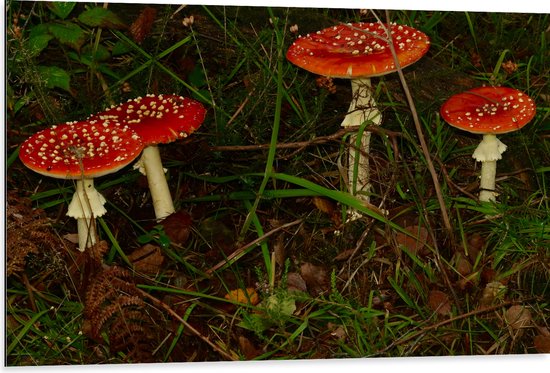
[5,2,550,365]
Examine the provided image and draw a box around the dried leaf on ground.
[504,305,532,331]
[128,244,165,274]
[479,281,506,308]
[238,335,262,360]
[395,225,430,256]
[160,211,193,245]
[6,191,64,276]
[312,196,341,226]
[534,335,550,353]
[428,290,452,316]
[129,7,157,44]
[334,248,355,261]
[225,288,260,306]
[287,272,307,293]
[467,232,485,260]
[300,262,329,296]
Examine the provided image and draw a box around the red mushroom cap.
[440,87,536,135]
[89,94,206,145]
[286,22,430,78]
[19,119,143,179]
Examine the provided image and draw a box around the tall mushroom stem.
[472,134,507,202]
[341,78,382,216]
[135,145,175,220]
[67,178,107,251]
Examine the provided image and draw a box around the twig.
[373,297,537,356]
[209,126,402,152]
[206,218,304,275]
[379,11,453,237]
[135,287,238,361]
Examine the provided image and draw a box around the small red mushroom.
[89,94,206,220]
[19,119,143,250]
[287,22,430,215]
[440,86,536,202]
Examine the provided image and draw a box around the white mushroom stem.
[134,145,175,221]
[472,134,507,202]
[66,178,107,251]
[341,78,382,216]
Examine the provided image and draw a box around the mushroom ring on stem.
[287,22,430,216]
[440,86,536,202]
[89,94,206,221]
[19,119,144,251]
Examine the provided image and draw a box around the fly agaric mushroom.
[440,86,536,202]
[287,22,430,212]
[19,119,143,251]
[89,94,206,221]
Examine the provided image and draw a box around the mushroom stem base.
[341,78,382,217]
[473,134,507,203]
[67,178,106,251]
[138,145,176,221]
[479,160,497,202]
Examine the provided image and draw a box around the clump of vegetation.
[6,1,550,365]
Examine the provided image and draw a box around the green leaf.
[47,1,76,19]
[111,40,132,56]
[27,34,54,57]
[28,23,50,39]
[48,22,86,50]
[81,44,111,63]
[78,7,126,29]
[36,65,72,93]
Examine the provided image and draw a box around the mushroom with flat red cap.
[89,94,206,221]
[440,86,536,202]
[19,119,143,251]
[287,22,430,212]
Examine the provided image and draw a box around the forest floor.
[5,2,550,365]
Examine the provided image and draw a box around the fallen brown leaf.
[428,290,452,316]
[479,281,506,308]
[287,272,307,293]
[534,335,550,353]
[395,225,430,256]
[312,196,341,226]
[238,335,262,360]
[128,244,165,274]
[300,262,329,296]
[160,211,193,245]
[504,305,532,331]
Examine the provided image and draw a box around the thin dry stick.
[380,11,453,237]
[209,126,402,152]
[206,218,304,276]
[373,297,537,356]
[135,287,238,361]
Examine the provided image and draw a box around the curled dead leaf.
[504,305,532,331]
[300,262,329,296]
[160,211,193,245]
[287,272,307,293]
[238,335,262,359]
[428,290,452,316]
[225,288,260,306]
[533,335,550,353]
[312,196,341,226]
[479,281,506,308]
[128,244,165,274]
[395,225,430,256]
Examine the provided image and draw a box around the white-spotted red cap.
[286,22,430,78]
[19,119,143,179]
[440,87,536,134]
[89,94,206,145]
